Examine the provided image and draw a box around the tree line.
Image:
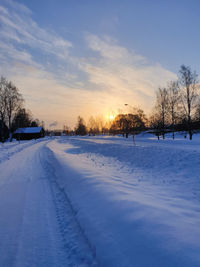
[150,65,199,140]
[2,64,200,141]
[71,108,147,138]
[0,76,41,142]
[73,65,200,140]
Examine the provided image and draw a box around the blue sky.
[0,0,199,128]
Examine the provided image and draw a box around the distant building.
[13,127,45,140]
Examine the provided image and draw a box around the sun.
[109,114,115,120]
[105,112,116,122]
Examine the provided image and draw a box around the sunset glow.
[1,0,198,128]
[109,114,115,121]
[1,1,200,265]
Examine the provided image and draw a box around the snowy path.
[0,140,96,267]
[1,135,200,266]
[0,139,44,164]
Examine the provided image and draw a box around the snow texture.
[0,133,200,266]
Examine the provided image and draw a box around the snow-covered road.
[1,135,200,266]
[0,140,96,267]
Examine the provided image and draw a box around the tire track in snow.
[14,179,69,267]
[40,145,98,267]
[0,140,97,266]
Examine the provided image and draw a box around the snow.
[0,139,43,164]
[0,139,96,266]
[14,127,43,134]
[1,134,200,266]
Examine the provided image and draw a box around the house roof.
[14,127,43,134]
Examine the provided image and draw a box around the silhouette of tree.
[6,81,23,134]
[110,108,146,137]
[0,77,7,142]
[166,81,180,139]
[154,87,168,139]
[75,116,87,135]
[179,65,198,140]
[12,108,33,131]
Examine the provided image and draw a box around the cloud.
[9,68,118,128]
[5,0,32,15]
[76,34,177,119]
[49,121,58,128]
[0,0,72,65]
[85,34,147,64]
[0,42,35,65]
[82,34,177,105]
[0,1,177,128]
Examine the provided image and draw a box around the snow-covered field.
[0,133,200,266]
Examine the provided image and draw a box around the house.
[13,127,45,140]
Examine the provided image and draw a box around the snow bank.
[47,135,200,266]
[0,139,45,164]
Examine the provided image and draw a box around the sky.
[0,0,200,129]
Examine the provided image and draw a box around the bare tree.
[179,65,198,140]
[95,115,105,134]
[63,125,71,135]
[87,115,105,135]
[88,116,98,136]
[0,77,7,125]
[5,81,23,137]
[0,77,24,141]
[194,103,200,122]
[155,87,168,139]
[166,81,180,139]
[0,77,9,142]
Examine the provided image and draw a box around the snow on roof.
[14,127,43,134]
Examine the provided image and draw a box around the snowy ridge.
[65,135,200,200]
[47,136,200,266]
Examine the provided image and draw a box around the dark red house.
[13,127,45,140]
